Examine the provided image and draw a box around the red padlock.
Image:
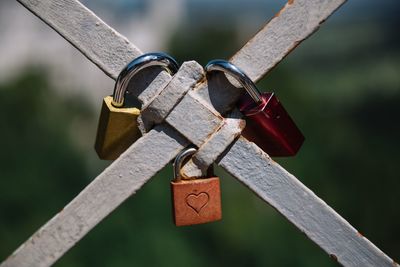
[205,60,304,156]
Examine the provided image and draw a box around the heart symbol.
[186,192,209,214]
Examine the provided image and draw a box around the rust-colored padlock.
[95,52,179,160]
[170,148,222,226]
[205,60,304,156]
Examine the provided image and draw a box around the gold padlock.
[95,52,179,160]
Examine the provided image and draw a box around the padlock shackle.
[112,52,179,107]
[173,147,197,182]
[205,60,262,104]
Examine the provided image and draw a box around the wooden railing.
[1,1,397,266]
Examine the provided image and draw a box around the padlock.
[170,148,222,226]
[95,52,179,160]
[205,60,304,156]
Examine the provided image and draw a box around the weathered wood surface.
[1,125,188,267]
[230,0,346,82]
[165,89,225,147]
[138,61,205,133]
[5,0,398,267]
[182,112,245,177]
[218,137,398,267]
[16,0,346,85]
[16,0,142,79]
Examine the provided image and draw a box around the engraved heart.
[186,192,209,213]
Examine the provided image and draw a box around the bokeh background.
[1,0,399,266]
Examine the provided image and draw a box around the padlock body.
[171,177,222,226]
[238,92,304,156]
[95,95,141,160]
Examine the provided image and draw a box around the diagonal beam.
[16,0,346,83]
[16,0,142,79]
[7,1,397,267]
[231,0,346,82]
[1,125,188,267]
[218,138,398,267]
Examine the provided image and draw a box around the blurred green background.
[1,0,399,266]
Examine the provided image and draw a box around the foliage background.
[0,0,399,266]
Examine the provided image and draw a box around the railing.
[1,1,398,266]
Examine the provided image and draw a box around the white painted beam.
[165,90,224,147]
[218,137,398,267]
[16,0,142,79]
[8,1,397,267]
[138,61,205,133]
[14,0,175,106]
[181,111,245,177]
[0,125,188,267]
[231,0,346,82]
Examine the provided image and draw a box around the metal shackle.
[173,147,197,182]
[112,52,179,107]
[205,59,262,104]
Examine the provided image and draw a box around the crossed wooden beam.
[2,1,397,267]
